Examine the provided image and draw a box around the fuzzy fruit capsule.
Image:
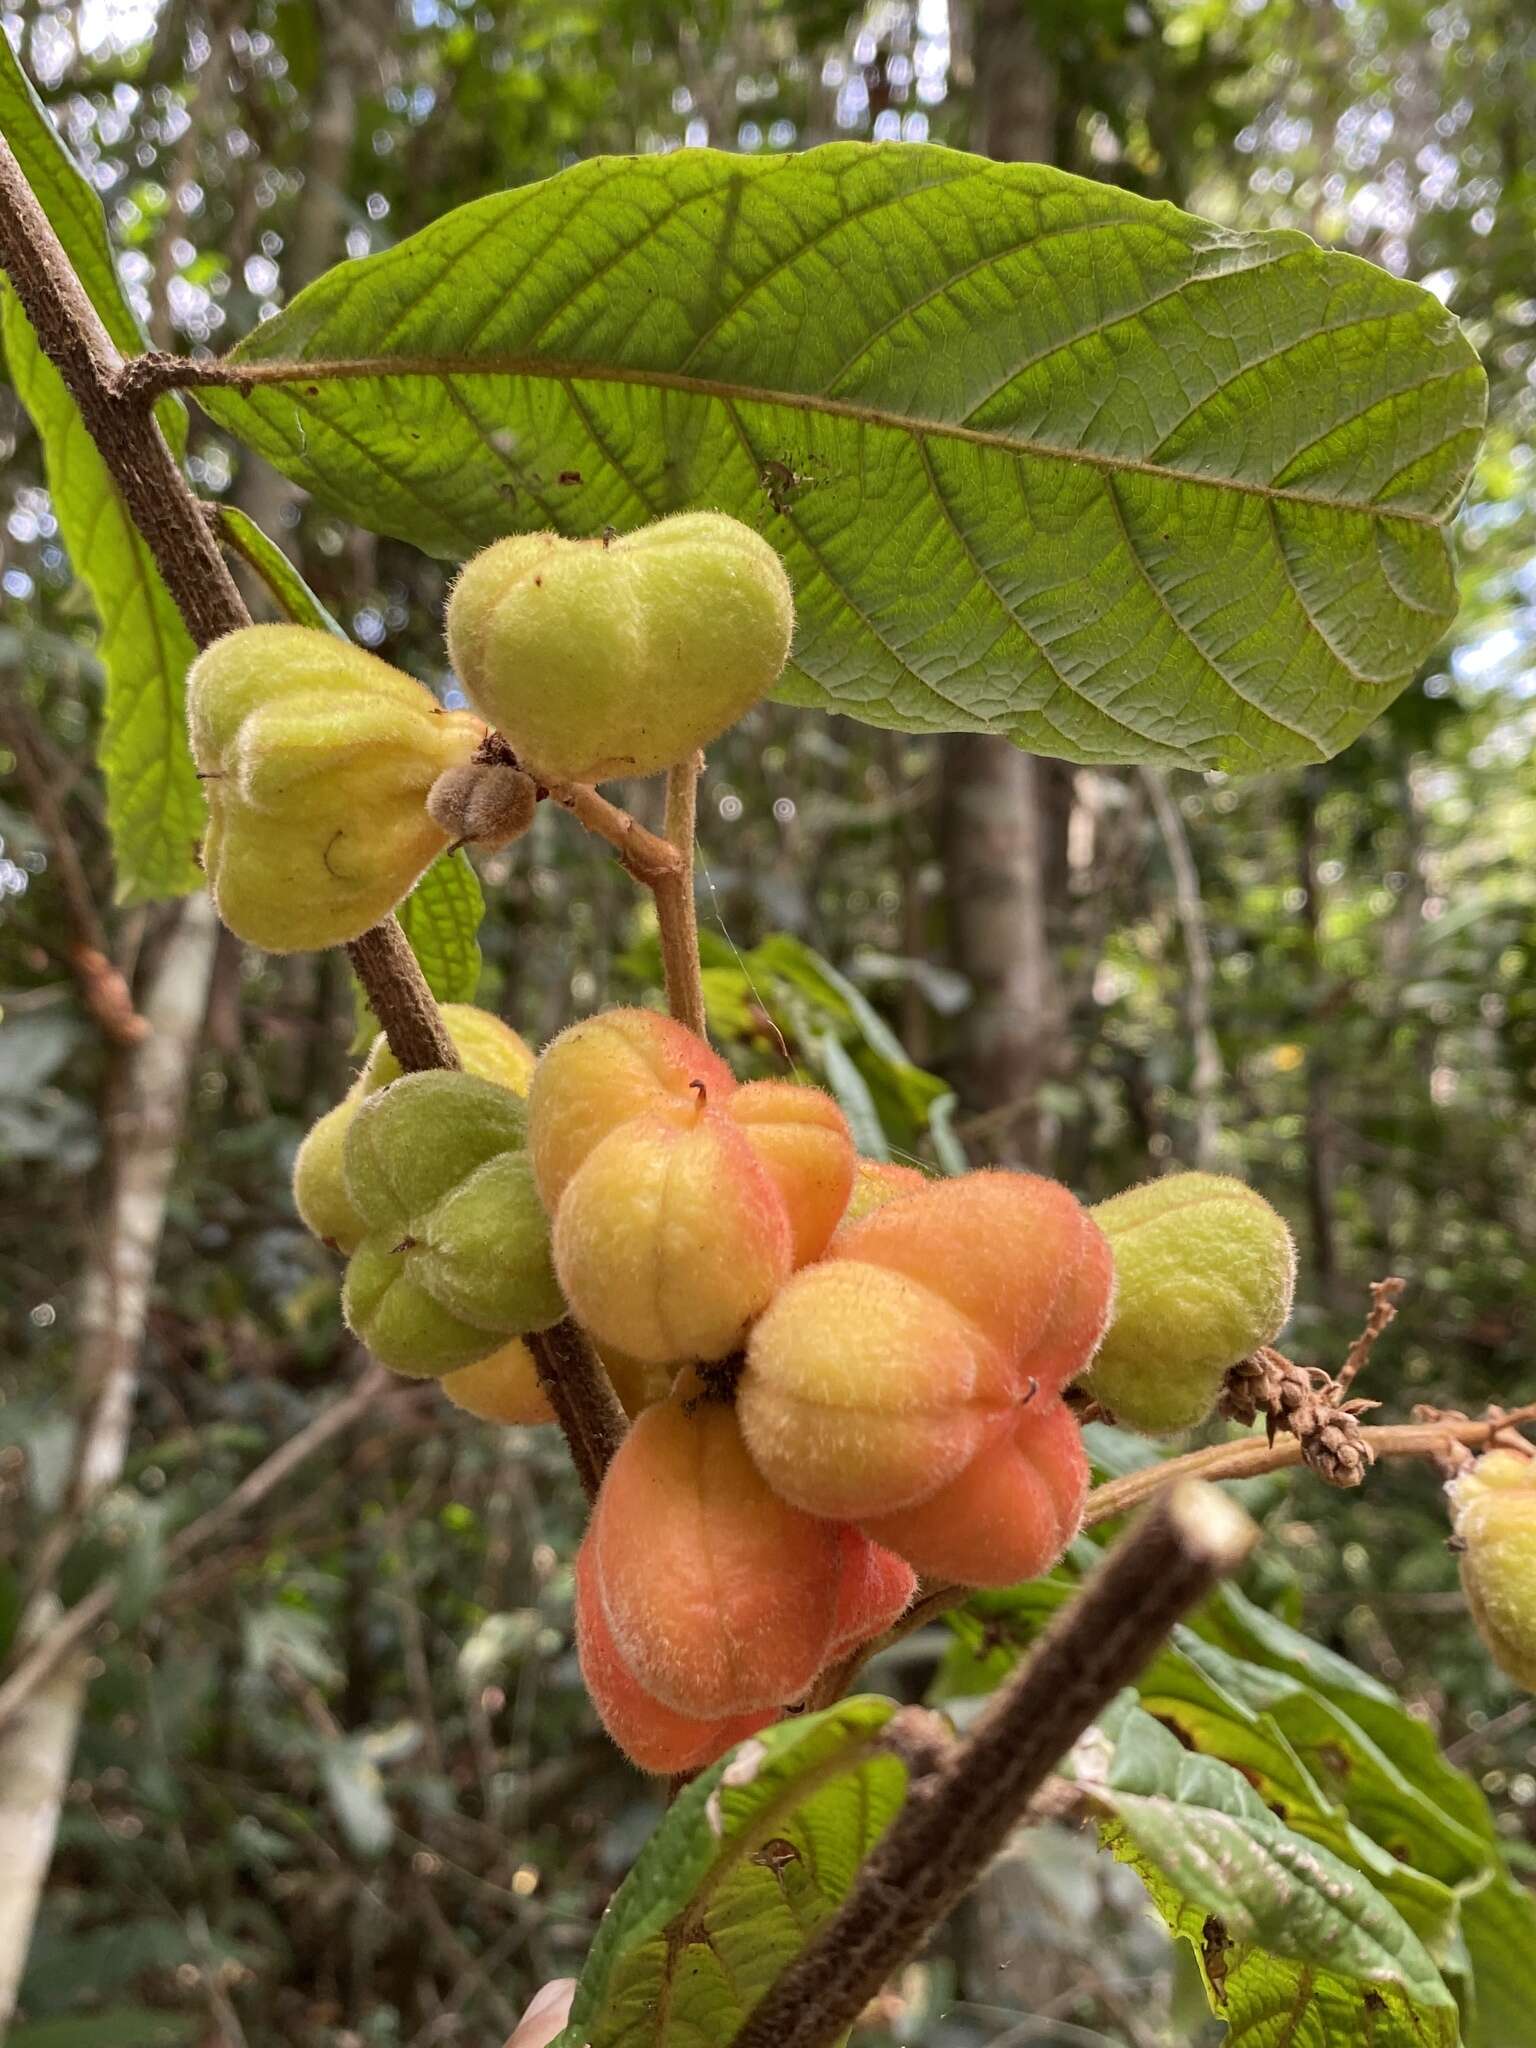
[445,512,794,785]
[187,624,482,952]
[1449,1450,1536,1691]
[1086,1173,1296,1435]
[292,1006,534,1256]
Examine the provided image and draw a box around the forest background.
[1,0,1534,2043]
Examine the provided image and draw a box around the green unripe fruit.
[292,1007,535,1255]
[187,624,484,952]
[445,512,794,784]
[1085,1173,1296,1435]
[292,1089,367,1253]
[1449,1451,1536,1690]
[340,1071,563,1377]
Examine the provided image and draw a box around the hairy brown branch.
[347,919,462,1072]
[730,1484,1257,2048]
[526,1322,630,1504]
[543,778,685,886]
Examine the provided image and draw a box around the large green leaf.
[198,145,1485,771]
[1078,1696,1459,2045]
[556,1697,905,2048]
[0,38,204,899]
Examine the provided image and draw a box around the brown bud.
[427,761,537,850]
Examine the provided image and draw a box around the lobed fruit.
[574,1545,772,1774]
[440,1340,554,1426]
[445,512,794,786]
[861,1396,1088,1588]
[1449,1450,1536,1691]
[187,624,482,952]
[738,1171,1112,1524]
[584,1388,841,1718]
[553,1105,793,1364]
[340,1071,563,1377]
[533,1011,852,1362]
[292,1005,534,1256]
[529,1008,735,1214]
[1085,1173,1296,1435]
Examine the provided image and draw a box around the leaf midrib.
[192,352,1464,527]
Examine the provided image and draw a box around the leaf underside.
[202,143,1487,772]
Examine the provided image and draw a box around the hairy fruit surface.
[529,1007,736,1213]
[445,513,793,784]
[553,1105,792,1364]
[187,624,482,951]
[440,1341,555,1426]
[1449,1450,1536,1691]
[861,1396,1088,1587]
[585,1391,841,1718]
[340,1072,562,1377]
[573,1545,773,1774]
[1086,1173,1296,1434]
[738,1171,1112,1522]
[292,1006,534,1256]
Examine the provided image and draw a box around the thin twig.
[656,751,707,1037]
[543,778,684,886]
[1337,1276,1407,1396]
[0,679,146,1044]
[843,1400,1536,1682]
[0,1361,398,1739]
[730,1483,1257,2048]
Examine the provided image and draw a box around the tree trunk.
[0,894,217,2024]
[939,6,1065,1169]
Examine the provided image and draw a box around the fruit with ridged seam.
[738,1171,1113,1526]
[583,1385,841,1719]
[445,513,793,786]
[292,1006,534,1255]
[340,1071,562,1377]
[187,624,482,951]
[1085,1173,1296,1435]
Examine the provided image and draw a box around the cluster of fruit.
[189,506,1305,1772]
[185,512,794,953]
[291,1001,1297,1771]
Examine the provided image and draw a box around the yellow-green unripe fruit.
[292,1007,535,1255]
[187,624,483,951]
[1085,1173,1296,1435]
[340,1071,563,1377]
[445,512,794,784]
[1449,1451,1536,1690]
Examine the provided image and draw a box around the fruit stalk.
[347,920,463,1073]
[526,1321,630,1503]
[656,751,707,1038]
[730,1482,1257,2048]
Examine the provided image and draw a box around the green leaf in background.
[938,1573,1536,2046]
[1078,1696,1460,2045]
[0,36,205,900]
[556,1697,906,2048]
[199,144,1485,771]
[213,506,345,636]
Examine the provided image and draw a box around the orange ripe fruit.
[861,1395,1089,1588]
[586,1392,841,1718]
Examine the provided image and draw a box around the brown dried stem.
[1337,1276,1407,1396]
[730,1483,1257,2048]
[1219,1345,1375,1487]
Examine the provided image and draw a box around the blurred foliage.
[1,0,1534,2043]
